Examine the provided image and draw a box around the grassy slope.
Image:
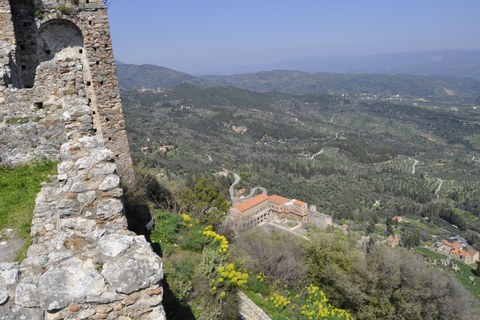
[0,159,57,261]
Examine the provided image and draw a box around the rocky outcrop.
[0,133,165,319]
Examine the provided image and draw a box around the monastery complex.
[227,193,332,230]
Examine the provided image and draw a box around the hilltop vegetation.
[120,70,480,318]
[151,209,478,319]
[122,82,480,247]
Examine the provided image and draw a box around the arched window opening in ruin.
[37,19,84,63]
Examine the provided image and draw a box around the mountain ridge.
[207,50,480,77]
[116,63,480,106]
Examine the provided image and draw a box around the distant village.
[434,238,479,265]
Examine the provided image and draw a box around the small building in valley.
[159,145,174,152]
[387,236,400,247]
[437,239,478,264]
[392,216,405,222]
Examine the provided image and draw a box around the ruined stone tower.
[0,0,133,181]
[0,2,165,319]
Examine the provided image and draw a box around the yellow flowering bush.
[295,285,350,320]
[269,293,291,311]
[210,263,249,298]
[202,226,229,253]
[262,284,350,320]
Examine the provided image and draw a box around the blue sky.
[108,0,480,73]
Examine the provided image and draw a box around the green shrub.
[150,210,184,244]
[198,246,225,279]
[249,278,270,295]
[169,258,194,301]
[220,290,239,320]
[34,10,45,19]
[180,225,207,251]
[6,117,29,124]
[58,4,75,15]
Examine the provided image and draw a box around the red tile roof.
[387,236,400,244]
[269,195,290,205]
[294,200,306,206]
[234,193,269,212]
[468,250,479,256]
[441,239,463,250]
[450,249,470,257]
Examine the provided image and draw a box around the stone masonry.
[0,1,165,319]
[0,0,133,181]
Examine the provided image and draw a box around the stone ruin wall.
[0,1,166,319]
[0,0,133,181]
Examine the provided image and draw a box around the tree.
[385,217,394,236]
[473,263,480,277]
[178,177,231,227]
[235,229,306,286]
[367,220,375,234]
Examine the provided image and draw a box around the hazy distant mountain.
[196,50,480,77]
[200,70,480,105]
[117,64,199,88]
[116,62,480,105]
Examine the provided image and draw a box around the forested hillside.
[122,83,480,248]
[118,72,480,318]
[116,64,480,106]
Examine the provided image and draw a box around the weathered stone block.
[15,276,40,307]
[78,190,96,204]
[0,305,44,320]
[0,284,8,305]
[97,198,123,218]
[98,233,135,257]
[102,253,163,294]
[99,175,120,191]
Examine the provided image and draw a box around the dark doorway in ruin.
[37,19,84,63]
[9,0,40,88]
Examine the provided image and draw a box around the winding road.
[224,169,267,205]
[244,187,268,199]
[435,178,443,198]
[412,159,419,174]
[409,158,445,199]
[310,133,338,160]
[226,170,240,201]
[311,149,324,160]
